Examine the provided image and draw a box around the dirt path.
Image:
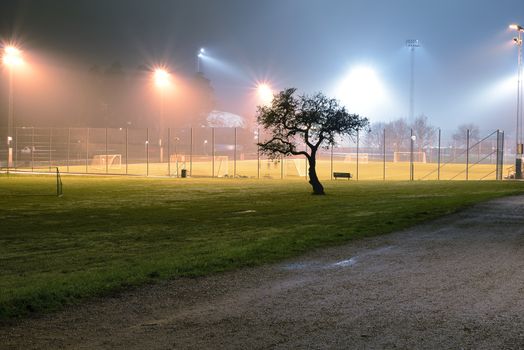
[3,195,524,349]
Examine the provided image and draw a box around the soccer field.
[0,175,522,319]
[16,158,502,181]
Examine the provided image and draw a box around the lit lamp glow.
[257,83,273,105]
[154,68,170,88]
[2,45,24,168]
[152,67,171,163]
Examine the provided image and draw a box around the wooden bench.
[333,172,352,180]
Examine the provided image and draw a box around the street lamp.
[406,39,420,123]
[153,67,171,163]
[2,45,24,168]
[196,48,205,73]
[510,24,524,178]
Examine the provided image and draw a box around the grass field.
[20,158,501,181]
[0,175,522,320]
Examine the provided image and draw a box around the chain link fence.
[0,126,509,180]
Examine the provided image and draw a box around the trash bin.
[181,169,187,178]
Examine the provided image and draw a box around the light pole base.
[7,147,13,168]
[516,158,523,179]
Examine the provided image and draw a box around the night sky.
[1,0,523,133]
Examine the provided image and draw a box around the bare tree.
[411,114,436,151]
[257,88,368,195]
[452,123,480,148]
[364,122,387,150]
[386,118,410,152]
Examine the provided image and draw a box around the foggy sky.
[1,0,523,133]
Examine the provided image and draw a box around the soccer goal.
[1,166,63,197]
[343,153,369,164]
[286,158,307,177]
[91,154,122,170]
[215,156,229,177]
[393,151,427,163]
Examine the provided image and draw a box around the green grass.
[0,175,523,320]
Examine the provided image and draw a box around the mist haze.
[0,0,523,134]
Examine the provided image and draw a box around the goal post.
[343,153,369,164]
[91,154,122,170]
[393,151,427,163]
[285,158,307,177]
[215,156,229,177]
[0,166,63,197]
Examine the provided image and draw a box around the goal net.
[393,151,427,163]
[343,153,369,164]
[285,158,307,177]
[91,154,122,170]
[214,156,229,177]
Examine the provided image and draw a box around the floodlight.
[2,45,23,67]
[405,39,420,48]
[153,68,170,88]
[256,83,273,105]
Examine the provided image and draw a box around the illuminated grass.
[0,175,522,319]
[20,159,500,180]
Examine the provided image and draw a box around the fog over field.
[0,0,523,135]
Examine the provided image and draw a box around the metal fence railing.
[0,126,510,181]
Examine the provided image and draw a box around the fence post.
[383,128,386,181]
[496,130,500,180]
[86,128,89,173]
[49,127,52,171]
[466,129,470,180]
[410,128,414,181]
[146,128,149,176]
[167,128,171,177]
[31,127,34,172]
[67,128,70,173]
[212,127,215,178]
[14,127,18,168]
[356,130,360,181]
[437,128,441,180]
[105,128,108,174]
[125,128,128,175]
[234,127,237,178]
[257,128,260,179]
[281,155,284,179]
[190,127,193,177]
[501,131,505,179]
[330,144,333,180]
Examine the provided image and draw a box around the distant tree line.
[365,116,480,151]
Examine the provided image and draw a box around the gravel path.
[3,195,524,349]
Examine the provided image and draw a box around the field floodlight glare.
[153,68,170,88]
[2,45,23,67]
[196,48,205,72]
[509,24,524,32]
[257,83,273,105]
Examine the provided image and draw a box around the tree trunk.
[308,154,325,195]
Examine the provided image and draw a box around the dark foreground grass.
[0,175,523,319]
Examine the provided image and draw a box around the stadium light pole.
[510,24,524,179]
[406,39,420,123]
[196,48,205,73]
[154,67,171,163]
[2,45,23,168]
